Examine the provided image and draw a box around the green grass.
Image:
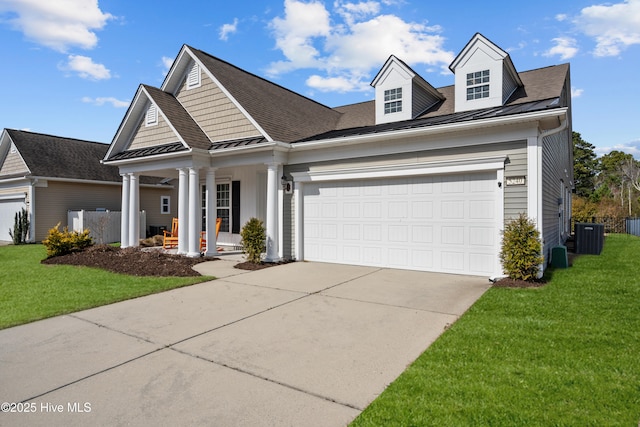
[352,234,640,426]
[0,244,212,329]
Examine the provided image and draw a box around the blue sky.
[0,0,639,159]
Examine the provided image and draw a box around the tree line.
[573,131,640,220]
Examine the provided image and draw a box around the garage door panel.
[303,172,499,276]
[0,198,27,241]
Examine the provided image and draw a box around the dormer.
[371,55,445,125]
[449,33,522,113]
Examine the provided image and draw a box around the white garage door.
[0,197,26,241]
[303,172,499,276]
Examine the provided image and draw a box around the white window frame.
[186,62,201,90]
[466,70,490,100]
[160,196,170,214]
[145,104,157,126]
[384,87,403,114]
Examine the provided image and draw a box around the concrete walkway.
[0,259,491,426]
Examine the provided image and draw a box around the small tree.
[240,217,266,264]
[8,208,30,245]
[500,214,544,281]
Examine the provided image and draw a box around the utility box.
[574,223,604,255]
[551,245,569,268]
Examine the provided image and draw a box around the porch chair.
[162,218,179,249]
[199,218,223,253]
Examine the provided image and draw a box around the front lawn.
[352,233,640,426]
[0,244,212,329]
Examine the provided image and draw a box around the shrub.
[42,223,93,257]
[499,213,544,281]
[240,217,266,264]
[8,208,30,245]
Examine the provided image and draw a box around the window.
[384,88,402,114]
[216,183,230,232]
[466,70,490,100]
[160,196,170,214]
[145,103,157,126]
[187,62,201,89]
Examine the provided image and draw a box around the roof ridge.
[7,128,108,145]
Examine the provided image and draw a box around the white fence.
[68,210,146,244]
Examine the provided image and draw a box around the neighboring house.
[0,129,178,242]
[103,33,573,277]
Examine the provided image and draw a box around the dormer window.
[384,88,403,114]
[466,70,490,100]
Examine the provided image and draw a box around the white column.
[187,167,200,257]
[278,164,284,260]
[294,181,304,261]
[204,168,218,256]
[177,168,188,254]
[128,173,140,247]
[265,163,280,262]
[120,174,130,248]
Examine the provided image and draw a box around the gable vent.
[145,103,157,126]
[187,62,201,89]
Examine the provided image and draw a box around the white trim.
[291,156,507,183]
[160,195,171,214]
[0,192,26,201]
[527,136,542,231]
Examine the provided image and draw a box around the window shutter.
[232,180,241,234]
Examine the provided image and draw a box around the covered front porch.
[116,147,287,261]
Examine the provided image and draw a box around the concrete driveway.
[0,260,490,426]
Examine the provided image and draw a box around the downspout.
[28,178,38,243]
[535,117,568,277]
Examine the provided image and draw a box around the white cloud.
[61,55,111,80]
[555,14,568,22]
[82,96,129,108]
[574,0,640,57]
[571,87,584,98]
[0,0,113,52]
[544,37,578,60]
[161,56,174,75]
[219,18,239,41]
[595,139,640,159]
[267,0,455,93]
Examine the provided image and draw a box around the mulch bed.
[41,244,292,276]
[41,245,214,277]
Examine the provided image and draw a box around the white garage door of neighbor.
[0,198,27,241]
[303,172,499,276]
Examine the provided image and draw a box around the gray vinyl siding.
[411,82,440,117]
[541,129,572,260]
[176,67,261,142]
[282,140,528,258]
[129,107,178,150]
[502,63,519,103]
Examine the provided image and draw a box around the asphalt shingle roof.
[4,129,162,184]
[189,46,343,143]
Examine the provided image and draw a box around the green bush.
[240,217,266,264]
[42,223,93,257]
[8,208,30,245]
[499,213,544,281]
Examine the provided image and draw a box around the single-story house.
[0,129,178,242]
[103,33,573,277]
